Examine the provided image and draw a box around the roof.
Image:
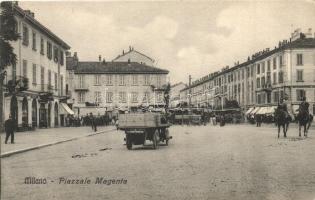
[14,5,70,50]
[180,37,315,92]
[74,61,169,74]
[113,49,155,62]
[66,57,78,70]
[171,82,187,88]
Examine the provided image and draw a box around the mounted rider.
[278,97,289,118]
[298,96,309,116]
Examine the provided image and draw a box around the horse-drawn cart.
[118,113,172,150]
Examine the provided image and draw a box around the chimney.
[74,52,78,59]
[129,46,132,51]
[25,10,35,18]
[128,58,131,64]
[122,50,125,55]
[99,55,101,62]
[102,59,106,64]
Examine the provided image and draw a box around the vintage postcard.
[1,0,315,199]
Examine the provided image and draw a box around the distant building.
[66,54,169,116]
[2,4,71,130]
[113,46,155,66]
[170,82,187,107]
[180,28,315,115]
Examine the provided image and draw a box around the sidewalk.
[0,126,116,158]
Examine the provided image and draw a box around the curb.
[0,128,116,158]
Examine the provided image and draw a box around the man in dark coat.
[299,96,309,114]
[90,113,97,132]
[5,115,15,144]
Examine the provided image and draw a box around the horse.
[296,111,313,137]
[274,108,290,138]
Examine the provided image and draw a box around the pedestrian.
[89,113,96,131]
[4,115,16,144]
[219,114,225,127]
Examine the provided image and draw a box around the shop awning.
[60,103,74,115]
[265,106,277,114]
[245,107,254,115]
[251,107,261,115]
[256,107,266,115]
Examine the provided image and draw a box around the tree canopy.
[0,1,20,71]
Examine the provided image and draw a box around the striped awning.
[245,107,254,115]
[251,107,261,114]
[60,103,75,115]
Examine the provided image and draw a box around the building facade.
[112,47,155,66]
[170,82,187,107]
[2,4,71,130]
[66,54,169,116]
[180,29,315,115]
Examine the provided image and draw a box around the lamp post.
[153,88,156,108]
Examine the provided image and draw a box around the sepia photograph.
[1,0,315,199]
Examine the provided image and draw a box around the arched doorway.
[22,97,28,127]
[10,95,18,129]
[48,102,51,127]
[54,102,59,127]
[39,103,47,128]
[32,99,37,127]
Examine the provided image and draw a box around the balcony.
[4,76,29,94]
[262,83,272,93]
[74,83,89,91]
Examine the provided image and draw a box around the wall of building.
[179,37,315,114]
[72,73,167,114]
[3,9,69,129]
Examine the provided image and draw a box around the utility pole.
[189,75,192,107]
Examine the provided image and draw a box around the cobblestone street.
[1,124,315,200]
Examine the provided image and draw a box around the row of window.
[78,91,163,103]
[22,60,64,94]
[188,52,310,95]
[256,89,309,104]
[22,24,64,65]
[199,68,306,94]
[79,74,162,87]
[256,55,284,74]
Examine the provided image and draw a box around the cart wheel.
[126,135,132,150]
[165,129,169,146]
[152,130,159,149]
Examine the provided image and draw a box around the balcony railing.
[4,75,29,94]
[260,82,273,93]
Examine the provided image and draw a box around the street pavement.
[0,126,116,157]
[1,123,315,200]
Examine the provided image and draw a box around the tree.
[0,1,20,131]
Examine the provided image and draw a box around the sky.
[19,0,315,84]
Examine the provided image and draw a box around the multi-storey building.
[112,47,155,66]
[170,82,187,107]
[2,4,71,130]
[66,53,169,116]
[180,29,315,115]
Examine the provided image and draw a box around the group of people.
[64,113,118,128]
[253,96,311,127]
[276,96,310,121]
